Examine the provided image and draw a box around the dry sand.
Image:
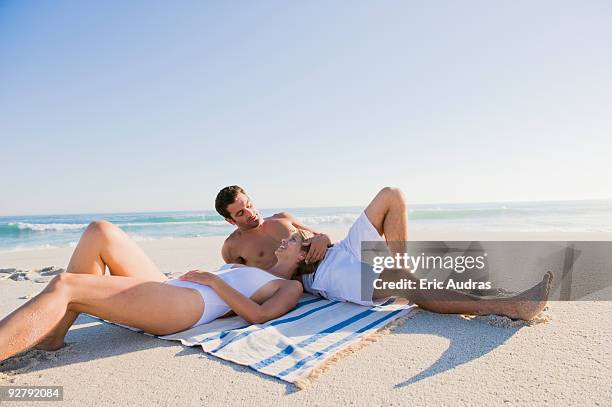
[0,228,610,406]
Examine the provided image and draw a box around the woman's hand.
[178,270,219,286]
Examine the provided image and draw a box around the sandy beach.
[1,228,610,406]
[3,0,611,404]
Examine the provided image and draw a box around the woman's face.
[275,232,306,263]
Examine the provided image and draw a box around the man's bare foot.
[500,271,553,320]
[33,336,65,351]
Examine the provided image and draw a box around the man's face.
[225,193,262,229]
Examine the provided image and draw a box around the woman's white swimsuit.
[164,264,282,327]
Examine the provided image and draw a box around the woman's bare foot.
[498,271,553,320]
[33,336,65,351]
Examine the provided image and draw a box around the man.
[216,185,333,272]
[216,185,407,277]
[216,185,551,320]
[216,184,410,304]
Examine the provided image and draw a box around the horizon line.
[1,197,611,218]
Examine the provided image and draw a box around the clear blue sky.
[1,1,611,216]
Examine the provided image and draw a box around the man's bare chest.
[238,222,296,260]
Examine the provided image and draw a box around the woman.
[0,220,304,363]
[284,226,552,322]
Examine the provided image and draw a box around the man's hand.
[178,270,219,286]
[305,234,331,264]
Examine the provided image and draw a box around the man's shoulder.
[266,212,294,221]
[222,230,245,263]
[263,213,296,230]
[224,229,243,245]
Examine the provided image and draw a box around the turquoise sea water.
[1,200,611,252]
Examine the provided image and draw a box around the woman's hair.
[295,229,321,276]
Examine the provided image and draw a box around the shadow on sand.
[1,309,520,392]
[0,314,295,392]
[391,309,520,388]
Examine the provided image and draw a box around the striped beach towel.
[89,294,416,386]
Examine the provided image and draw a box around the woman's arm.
[179,271,302,324]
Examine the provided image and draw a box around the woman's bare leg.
[376,270,553,320]
[36,221,167,350]
[0,273,203,362]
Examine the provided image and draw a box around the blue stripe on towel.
[277,309,404,377]
[250,307,376,370]
[296,297,325,307]
[211,300,340,353]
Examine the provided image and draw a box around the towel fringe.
[294,308,420,390]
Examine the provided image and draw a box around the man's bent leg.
[375,268,552,321]
[364,187,408,256]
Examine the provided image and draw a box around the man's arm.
[275,212,332,264]
[221,237,246,265]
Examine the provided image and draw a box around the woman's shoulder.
[218,263,272,276]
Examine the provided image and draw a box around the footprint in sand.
[0,267,65,283]
[0,344,74,376]
[0,269,41,282]
[8,271,33,281]
[34,267,65,283]
[37,266,65,276]
[462,306,552,328]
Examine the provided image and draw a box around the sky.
[1,0,611,216]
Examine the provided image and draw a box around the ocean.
[1,200,611,252]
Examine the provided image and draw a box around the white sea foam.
[11,222,88,232]
[201,220,230,226]
[299,214,359,225]
[122,220,228,227]
[2,202,610,252]
[8,220,230,232]
[0,243,67,253]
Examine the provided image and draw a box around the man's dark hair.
[215,185,247,219]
